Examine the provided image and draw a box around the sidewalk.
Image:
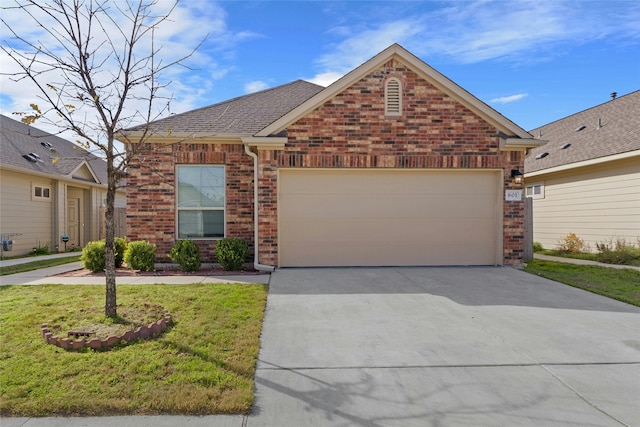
[0,251,81,267]
[533,253,640,271]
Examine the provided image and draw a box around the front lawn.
[524,259,640,306]
[0,283,268,416]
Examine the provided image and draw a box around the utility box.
[2,240,14,251]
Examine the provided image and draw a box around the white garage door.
[279,169,501,267]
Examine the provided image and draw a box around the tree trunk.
[104,149,117,317]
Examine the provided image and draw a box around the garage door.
[279,169,501,267]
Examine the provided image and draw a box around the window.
[525,184,544,199]
[176,165,225,239]
[32,184,51,200]
[385,77,402,115]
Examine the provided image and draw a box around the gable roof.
[525,90,640,175]
[0,115,108,184]
[257,44,535,142]
[122,80,325,141]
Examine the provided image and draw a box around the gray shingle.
[525,90,640,173]
[0,115,108,183]
[129,80,325,136]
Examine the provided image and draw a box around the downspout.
[244,144,276,272]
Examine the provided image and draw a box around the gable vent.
[560,143,571,150]
[385,77,402,116]
[535,152,549,160]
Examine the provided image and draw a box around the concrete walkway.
[534,253,640,271]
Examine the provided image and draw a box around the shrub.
[81,241,105,272]
[596,238,640,265]
[32,241,49,256]
[532,241,544,253]
[169,240,201,272]
[215,238,249,271]
[114,237,127,268]
[124,240,156,271]
[557,233,585,254]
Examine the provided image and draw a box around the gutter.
[243,144,276,272]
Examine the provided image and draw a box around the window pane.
[35,186,42,197]
[43,188,50,198]
[534,185,541,195]
[178,210,224,238]
[177,166,224,208]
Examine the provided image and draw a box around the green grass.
[0,256,81,276]
[0,283,268,416]
[524,259,640,306]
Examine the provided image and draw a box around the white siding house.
[0,115,126,256]
[524,91,640,251]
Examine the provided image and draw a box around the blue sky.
[2,0,639,132]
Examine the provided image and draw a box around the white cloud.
[306,0,640,83]
[307,71,343,87]
[490,93,528,104]
[244,81,269,93]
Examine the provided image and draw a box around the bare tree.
[1,0,204,317]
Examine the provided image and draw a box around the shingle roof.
[525,90,640,173]
[0,115,108,184]
[128,80,325,136]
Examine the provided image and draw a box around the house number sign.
[505,190,522,201]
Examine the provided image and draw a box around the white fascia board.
[525,149,640,178]
[242,136,288,150]
[500,137,548,151]
[69,160,101,184]
[256,44,532,139]
[1,163,108,189]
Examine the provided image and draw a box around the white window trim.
[385,77,402,116]
[32,183,51,201]
[176,165,226,240]
[525,183,545,199]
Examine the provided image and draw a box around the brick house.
[123,44,543,269]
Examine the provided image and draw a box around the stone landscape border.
[41,313,172,350]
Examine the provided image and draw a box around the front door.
[67,198,80,249]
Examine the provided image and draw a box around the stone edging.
[41,313,172,351]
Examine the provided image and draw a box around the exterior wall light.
[510,169,524,185]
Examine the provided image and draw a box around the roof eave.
[500,137,548,152]
[117,131,249,145]
[256,44,532,139]
[525,149,640,178]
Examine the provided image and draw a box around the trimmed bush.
[114,237,127,268]
[124,240,156,271]
[169,240,201,272]
[81,241,105,272]
[532,242,544,253]
[215,238,249,271]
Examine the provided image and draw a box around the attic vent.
[22,153,42,162]
[575,125,586,132]
[535,152,549,160]
[40,142,53,148]
[560,143,571,150]
[385,77,402,116]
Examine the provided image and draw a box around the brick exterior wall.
[129,58,526,267]
[256,59,525,267]
[127,143,254,263]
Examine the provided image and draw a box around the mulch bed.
[57,265,267,277]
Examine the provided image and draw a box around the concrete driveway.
[250,267,640,427]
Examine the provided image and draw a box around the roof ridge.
[529,89,640,132]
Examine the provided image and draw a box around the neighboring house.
[525,90,640,251]
[122,44,542,269]
[0,115,126,256]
